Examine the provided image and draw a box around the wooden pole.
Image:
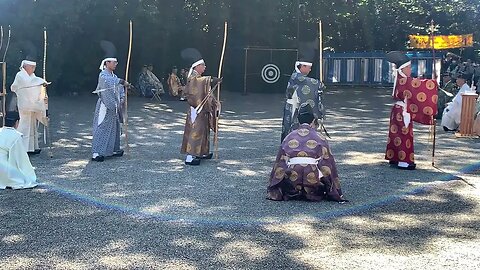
[2,26,10,63]
[2,62,5,126]
[1,26,10,127]
[124,20,133,153]
[0,26,3,123]
[319,20,323,82]
[43,27,53,157]
[214,21,228,159]
[0,26,4,55]
[430,20,436,166]
[243,48,248,95]
[43,28,47,80]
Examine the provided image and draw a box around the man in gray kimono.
[281,45,325,142]
[91,41,130,162]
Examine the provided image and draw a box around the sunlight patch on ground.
[213,231,233,239]
[343,151,384,165]
[172,237,213,249]
[0,256,35,269]
[45,208,100,218]
[264,221,337,267]
[236,169,257,176]
[379,213,424,228]
[99,254,191,269]
[216,240,270,263]
[407,180,449,190]
[103,191,129,198]
[52,139,82,148]
[196,206,234,215]
[62,159,89,169]
[141,198,198,214]
[265,222,318,239]
[220,160,241,165]
[53,261,89,270]
[102,239,131,252]
[2,234,25,244]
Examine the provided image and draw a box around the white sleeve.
[291,91,300,117]
[9,137,37,184]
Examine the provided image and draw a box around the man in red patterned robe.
[385,52,438,170]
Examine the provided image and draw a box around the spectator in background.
[138,64,165,98]
[167,66,185,101]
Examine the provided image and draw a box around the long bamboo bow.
[1,25,11,126]
[124,20,133,153]
[43,26,53,158]
[214,21,228,159]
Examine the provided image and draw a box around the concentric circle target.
[261,64,280,84]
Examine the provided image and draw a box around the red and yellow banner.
[409,34,473,49]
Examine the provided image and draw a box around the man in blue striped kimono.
[91,43,130,162]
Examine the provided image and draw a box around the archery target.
[261,63,280,84]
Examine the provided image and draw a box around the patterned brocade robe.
[385,76,438,164]
[180,71,218,157]
[281,72,325,142]
[168,73,184,97]
[268,124,344,202]
[92,70,125,156]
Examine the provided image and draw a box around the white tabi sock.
[398,162,410,168]
[185,155,194,162]
[92,153,100,158]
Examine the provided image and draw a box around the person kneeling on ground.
[0,111,38,189]
[267,103,347,203]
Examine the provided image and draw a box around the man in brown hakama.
[180,49,220,165]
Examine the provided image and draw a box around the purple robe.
[267,124,345,202]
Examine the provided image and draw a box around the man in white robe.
[10,60,48,154]
[441,73,474,131]
[0,111,38,189]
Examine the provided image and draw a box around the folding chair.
[151,88,162,102]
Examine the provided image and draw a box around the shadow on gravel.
[0,179,478,268]
[23,89,479,223]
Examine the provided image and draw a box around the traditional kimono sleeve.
[119,85,126,104]
[316,81,325,119]
[316,139,344,201]
[8,137,37,185]
[268,145,289,187]
[10,73,25,93]
[405,78,438,125]
[97,75,120,110]
[185,76,211,108]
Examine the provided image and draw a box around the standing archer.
[281,43,325,142]
[10,41,48,155]
[180,48,221,165]
[91,41,130,162]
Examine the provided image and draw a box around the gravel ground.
[0,87,479,269]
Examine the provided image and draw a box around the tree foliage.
[0,0,478,94]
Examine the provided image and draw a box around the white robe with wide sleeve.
[10,68,47,151]
[441,83,471,130]
[0,127,38,189]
